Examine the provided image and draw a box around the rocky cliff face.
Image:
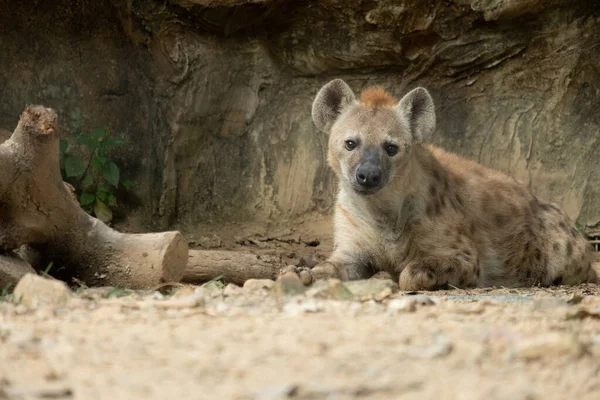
[1,0,599,238]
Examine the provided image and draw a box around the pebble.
[273,273,306,296]
[283,299,324,315]
[243,279,275,292]
[306,279,354,300]
[298,270,312,286]
[223,283,242,296]
[13,274,72,309]
[387,295,435,312]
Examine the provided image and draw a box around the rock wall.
[1,0,599,238]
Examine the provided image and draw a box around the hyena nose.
[356,164,382,188]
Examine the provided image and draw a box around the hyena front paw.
[309,262,342,282]
[278,265,314,286]
[279,262,346,286]
[399,262,443,291]
[304,261,348,284]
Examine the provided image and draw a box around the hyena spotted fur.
[306,79,598,291]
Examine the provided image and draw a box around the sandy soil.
[2,278,600,400]
[2,224,600,400]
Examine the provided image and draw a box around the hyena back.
[309,79,598,290]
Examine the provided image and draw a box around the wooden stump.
[0,106,188,289]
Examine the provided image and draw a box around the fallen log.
[0,252,36,289]
[183,250,282,286]
[0,105,188,289]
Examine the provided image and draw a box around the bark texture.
[0,106,188,289]
[183,250,282,285]
[0,253,36,289]
[0,0,599,238]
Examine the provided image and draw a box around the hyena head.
[312,79,436,195]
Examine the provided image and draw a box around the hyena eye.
[345,140,358,151]
[385,143,399,156]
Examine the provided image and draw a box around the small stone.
[13,274,72,309]
[243,279,275,292]
[374,287,393,302]
[273,272,306,296]
[345,279,397,300]
[514,332,585,361]
[566,293,584,305]
[151,291,165,300]
[299,270,312,286]
[283,299,324,315]
[387,295,435,312]
[223,283,242,296]
[154,292,205,309]
[305,279,354,300]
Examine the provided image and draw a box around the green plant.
[105,287,134,298]
[204,274,225,289]
[0,283,13,302]
[41,261,54,277]
[59,127,133,223]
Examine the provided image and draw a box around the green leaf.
[1,282,13,297]
[90,157,103,170]
[96,190,108,202]
[122,180,133,190]
[81,173,94,189]
[63,155,86,178]
[79,191,96,206]
[91,127,106,141]
[76,134,96,150]
[93,198,112,222]
[97,155,108,166]
[43,261,54,275]
[102,161,120,187]
[59,139,68,155]
[107,193,117,207]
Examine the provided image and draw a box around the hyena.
[306,78,598,290]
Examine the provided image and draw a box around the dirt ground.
[2,228,600,400]
[2,278,600,400]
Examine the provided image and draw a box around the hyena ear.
[312,79,356,133]
[396,87,436,142]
